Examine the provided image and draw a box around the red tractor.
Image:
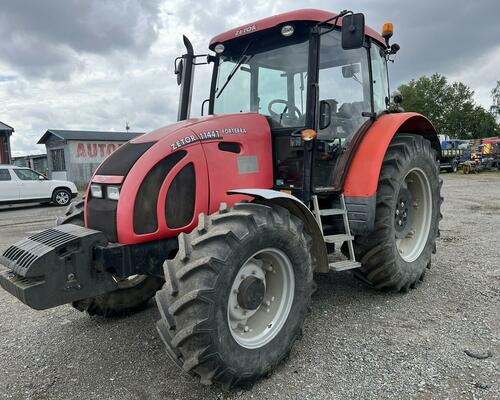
[0,9,441,390]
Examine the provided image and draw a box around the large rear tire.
[352,134,442,291]
[155,202,313,389]
[57,199,164,317]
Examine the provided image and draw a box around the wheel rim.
[395,168,433,262]
[56,191,70,205]
[113,274,147,289]
[227,248,295,349]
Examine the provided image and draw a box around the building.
[38,129,143,188]
[12,154,48,175]
[0,121,14,164]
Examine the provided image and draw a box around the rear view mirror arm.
[315,10,352,35]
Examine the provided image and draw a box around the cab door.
[311,30,371,192]
[0,168,20,202]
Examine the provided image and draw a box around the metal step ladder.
[312,194,361,272]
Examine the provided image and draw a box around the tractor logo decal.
[235,25,256,37]
[170,127,247,151]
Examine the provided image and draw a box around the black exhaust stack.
[176,35,195,121]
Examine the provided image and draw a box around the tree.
[469,106,498,138]
[491,80,500,121]
[398,74,499,139]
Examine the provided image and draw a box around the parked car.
[0,165,78,206]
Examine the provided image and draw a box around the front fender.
[228,189,329,273]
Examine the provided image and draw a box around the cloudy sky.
[1,0,499,156]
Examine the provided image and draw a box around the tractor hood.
[130,112,269,150]
[86,112,274,244]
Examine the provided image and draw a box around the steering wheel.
[268,99,302,124]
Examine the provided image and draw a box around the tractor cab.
[177,9,393,201]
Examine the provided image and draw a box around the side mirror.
[319,100,333,130]
[341,13,365,50]
[38,175,45,181]
[342,63,360,78]
[175,58,184,86]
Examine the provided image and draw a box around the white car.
[0,165,78,206]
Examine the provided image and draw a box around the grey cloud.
[174,0,246,36]
[375,0,500,86]
[0,0,162,79]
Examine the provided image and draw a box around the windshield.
[213,32,309,128]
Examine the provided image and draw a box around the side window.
[14,169,40,181]
[370,44,389,113]
[0,169,11,181]
[51,149,66,171]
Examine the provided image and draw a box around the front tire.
[52,188,71,206]
[156,202,313,389]
[56,199,164,317]
[352,134,441,291]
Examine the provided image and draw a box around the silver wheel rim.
[56,191,70,205]
[395,168,433,262]
[227,248,295,349]
[113,274,147,289]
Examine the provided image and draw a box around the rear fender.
[343,112,439,235]
[228,189,329,273]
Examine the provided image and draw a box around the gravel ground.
[0,173,498,400]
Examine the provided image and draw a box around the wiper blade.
[216,41,253,99]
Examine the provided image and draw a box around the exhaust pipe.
[176,35,195,121]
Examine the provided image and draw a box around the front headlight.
[107,185,120,201]
[90,184,103,198]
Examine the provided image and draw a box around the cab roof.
[209,9,386,49]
